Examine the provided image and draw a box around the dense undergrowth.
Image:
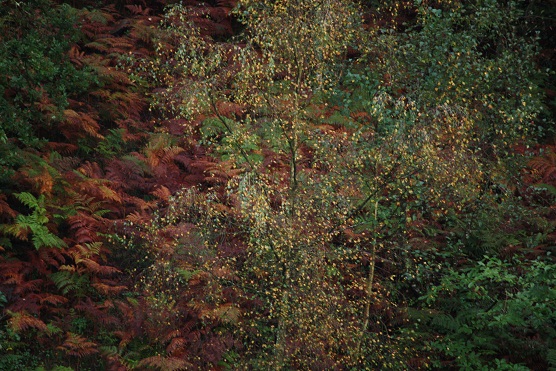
[0,0,555,369]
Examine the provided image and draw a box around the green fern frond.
[15,192,42,210]
[30,225,66,249]
[547,349,556,370]
[431,313,459,332]
[50,271,89,296]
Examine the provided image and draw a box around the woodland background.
[0,0,555,369]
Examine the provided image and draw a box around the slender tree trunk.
[274,269,290,370]
[356,200,378,360]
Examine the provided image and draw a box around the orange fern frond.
[91,282,127,296]
[7,310,48,333]
[57,332,99,357]
[124,210,150,224]
[529,150,556,184]
[63,110,104,140]
[77,161,104,179]
[97,184,122,204]
[204,160,243,183]
[138,355,193,371]
[78,258,120,276]
[39,294,68,306]
[151,185,172,202]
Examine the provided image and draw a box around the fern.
[0,192,66,249]
[50,270,90,297]
[529,149,556,184]
[15,192,42,210]
[137,355,193,371]
[57,332,98,358]
[6,310,48,333]
[548,349,556,370]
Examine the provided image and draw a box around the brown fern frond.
[58,265,76,272]
[69,45,86,68]
[146,147,184,168]
[215,101,245,118]
[84,41,110,53]
[38,247,66,268]
[166,337,188,357]
[48,154,81,172]
[77,161,104,179]
[138,355,193,371]
[14,160,58,195]
[151,185,172,202]
[36,166,55,195]
[13,278,43,295]
[7,310,48,333]
[39,294,68,306]
[129,18,161,46]
[204,160,243,183]
[79,8,116,38]
[529,150,556,184]
[68,212,102,244]
[124,210,150,224]
[100,91,146,120]
[162,329,184,343]
[1,270,23,286]
[57,332,99,357]
[123,194,156,212]
[74,226,96,244]
[34,89,56,115]
[106,157,152,192]
[216,0,238,8]
[2,222,30,241]
[44,142,79,154]
[81,53,110,72]
[78,258,120,276]
[101,37,135,53]
[162,147,186,165]
[0,194,17,220]
[125,4,148,15]
[63,110,104,140]
[116,118,153,136]
[113,330,134,348]
[97,184,122,204]
[91,282,127,296]
[212,303,240,324]
[75,298,119,326]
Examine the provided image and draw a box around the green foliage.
[50,271,90,297]
[0,192,66,249]
[0,291,6,308]
[0,0,552,369]
[419,256,556,369]
[0,0,95,149]
[370,0,547,154]
[0,325,42,370]
[96,128,127,157]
